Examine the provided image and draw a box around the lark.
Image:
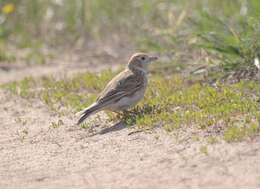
[77,53,158,125]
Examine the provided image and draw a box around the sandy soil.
[0,54,260,189]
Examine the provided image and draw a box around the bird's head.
[127,53,158,74]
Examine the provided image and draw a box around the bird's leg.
[111,111,124,119]
[112,110,132,120]
[126,109,136,114]
[105,111,118,121]
[122,110,134,117]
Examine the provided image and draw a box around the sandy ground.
[0,55,260,189]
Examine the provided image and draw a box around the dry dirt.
[0,53,260,189]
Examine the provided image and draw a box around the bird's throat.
[131,66,147,75]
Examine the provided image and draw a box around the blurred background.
[0,0,259,74]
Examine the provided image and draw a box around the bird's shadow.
[98,121,126,135]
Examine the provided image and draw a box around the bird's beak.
[149,56,158,62]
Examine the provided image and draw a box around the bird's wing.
[96,69,144,105]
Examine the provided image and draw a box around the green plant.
[224,122,260,142]
[50,120,64,129]
[200,145,208,155]
[193,1,260,72]
[2,70,260,142]
[1,70,114,111]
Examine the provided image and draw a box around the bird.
[77,52,158,125]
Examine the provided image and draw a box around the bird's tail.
[76,103,102,125]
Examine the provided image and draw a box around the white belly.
[108,88,146,111]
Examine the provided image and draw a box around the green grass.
[0,1,259,144]
[0,51,15,62]
[224,123,260,142]
[193,11,260,72]
[2,69,260,142]
[50,120,64,129]
[1,70,114,112]
[0,0,259,80]
[200,145,208,155]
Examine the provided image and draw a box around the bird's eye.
[141,56,146,61]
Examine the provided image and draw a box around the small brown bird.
[77,53,158,125]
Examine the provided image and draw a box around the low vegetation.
[0,1,259,72]
[0,1,259,143]
[1,70,114,112]
[193,11,260,72]
[2,70,260,142]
